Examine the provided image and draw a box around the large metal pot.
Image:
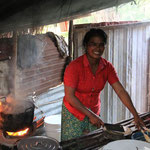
[1,100,35,132]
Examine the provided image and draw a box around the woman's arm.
[65,85,104,128]
[111,81,145,129]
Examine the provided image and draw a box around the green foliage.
[73,0,150,23]
[118,0,150,21]
[74,16,95,24]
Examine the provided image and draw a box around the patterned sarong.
[61,103,97,141]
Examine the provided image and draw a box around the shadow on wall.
[17,35,44,69]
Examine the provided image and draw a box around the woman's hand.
[133,115,145,130]
[89,113,104,128]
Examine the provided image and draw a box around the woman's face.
[86,36,105,59]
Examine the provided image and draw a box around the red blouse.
[63,54,119,121]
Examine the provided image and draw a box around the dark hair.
[82,28,107,49]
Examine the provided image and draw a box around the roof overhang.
[0,0,133,33]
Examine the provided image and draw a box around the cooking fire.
[0,95,45,148]
[6,128,29,137]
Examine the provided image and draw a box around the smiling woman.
[87,36,105,61]
[61,28,145,142]
[83,29,107,62]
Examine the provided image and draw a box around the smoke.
[15,34,47,100]
[0,94,21,114]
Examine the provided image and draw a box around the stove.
[0,117,45,149]
[0,95,50,149]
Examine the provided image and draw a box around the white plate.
[100,139,150,150]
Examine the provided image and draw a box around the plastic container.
[44,114,61,142]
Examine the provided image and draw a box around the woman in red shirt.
[61,28,144,141]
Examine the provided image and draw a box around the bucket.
[44,114,61,142]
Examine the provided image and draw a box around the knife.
[104,123,125,133]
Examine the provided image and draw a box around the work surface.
[60,112,150,150]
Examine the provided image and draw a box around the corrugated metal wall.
[0,34,66,118]
[34,84,64,119]
[148,37,150,111]
[73,22,150,123]
[15,34,66,98]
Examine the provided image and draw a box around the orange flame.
[0,101,2,111]
[0,102,3,128]
[6,128,29,136]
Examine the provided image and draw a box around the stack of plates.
[44,114,61,142]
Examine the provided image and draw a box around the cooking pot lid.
[17,136,60,150]
[100,139,150,150]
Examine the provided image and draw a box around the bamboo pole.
[68,20,73,60]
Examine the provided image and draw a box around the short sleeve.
[64,62,79,88]
[107,62,119,85]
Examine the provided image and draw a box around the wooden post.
[10,31,17,98]
[68,20,73,60]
